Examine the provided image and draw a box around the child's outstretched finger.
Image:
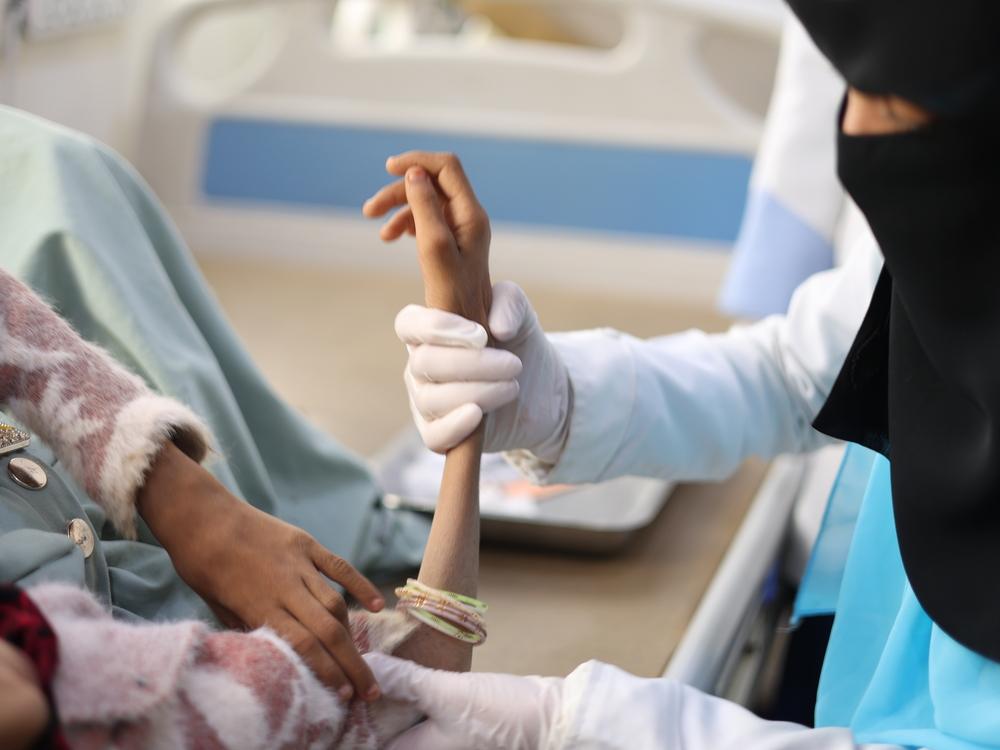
[387,152,477,205]
[362,180,407,218]
[381,206,415,241]
[404,167,457,262]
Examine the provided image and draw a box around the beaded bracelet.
[402,579,488,615]
[399,607,487,645]
[400,598,487,638]
[395,579,488,646]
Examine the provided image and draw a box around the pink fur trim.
[0,270,213,538]
[97,394,211,539]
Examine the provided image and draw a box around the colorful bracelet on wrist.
[394,579,488,646]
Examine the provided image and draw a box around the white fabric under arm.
[529,218,882,485]
[548,660,903,750]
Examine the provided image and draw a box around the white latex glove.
[395,280,571,458]
[366,653,565,750]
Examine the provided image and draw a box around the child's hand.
[0,640,50,750]
[364,152,492,324]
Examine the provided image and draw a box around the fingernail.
[371,597,385,611]
[339,685,354,702]
[407,167,427,183]
[366,685,381,701]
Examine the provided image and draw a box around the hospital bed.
[383,442,822,696]
[667,449,840,700]
[125,0,782,305]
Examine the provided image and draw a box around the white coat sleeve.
[511,208,883,485]
[546,661,903,750]
[718,10,847,318]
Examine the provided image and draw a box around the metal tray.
[373,429,674,554]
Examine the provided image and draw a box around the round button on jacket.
[66,518,96,559]
[8,456,48,490]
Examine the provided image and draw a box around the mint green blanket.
[0,105,427,621]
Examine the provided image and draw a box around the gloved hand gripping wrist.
[396,281,571,460]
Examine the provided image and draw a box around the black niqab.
[785,0,1000,660]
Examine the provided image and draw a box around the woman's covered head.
[785,0,1000,118]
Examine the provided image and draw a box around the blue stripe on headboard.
[203,118,752,244]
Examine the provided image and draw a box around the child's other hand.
[364,152,492,324]
[0,640,50,750]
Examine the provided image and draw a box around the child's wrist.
[137,442,240,553]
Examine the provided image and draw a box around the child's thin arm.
[394,427,483,672]
[366,154,493,672]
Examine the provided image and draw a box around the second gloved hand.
[366,653,565,750]
[396,281,571,459]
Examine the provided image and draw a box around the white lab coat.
[545,661,901,750]
[719,10,847,317]
[508,10,897,748]
[523,213,892,750]
[503,134,892,750]
[515,201,881,489]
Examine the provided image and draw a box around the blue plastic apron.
[797,446,1000,748]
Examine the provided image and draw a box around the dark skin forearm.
[135,441,232,551]
[135,441,384,700]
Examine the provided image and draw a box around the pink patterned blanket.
[29,585,421,749]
